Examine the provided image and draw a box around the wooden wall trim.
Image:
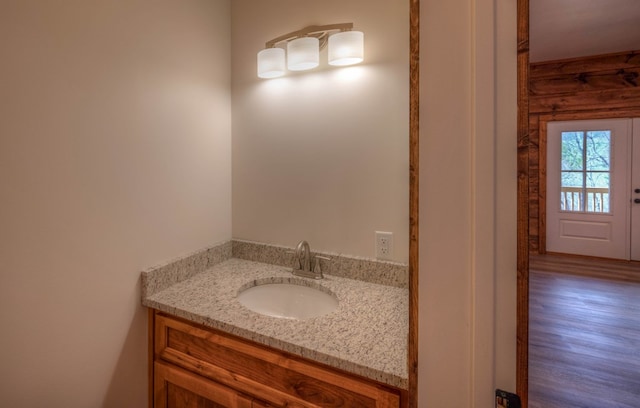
[538,108,640,122]
[528,114,539,254]
[516,0,530,406]
[537,117,546,256]
[529,50,640,115]
[530,50,640,78]
[408,0,419,406]
[530,90,640,114]
[530,68,640,96]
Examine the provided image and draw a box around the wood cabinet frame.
[149,310,405,408]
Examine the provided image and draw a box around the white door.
[632,118,640,261]
[546,119,632,260]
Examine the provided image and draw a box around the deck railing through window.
[560,187,610,213]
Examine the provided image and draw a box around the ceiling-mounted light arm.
[264,23,354,49]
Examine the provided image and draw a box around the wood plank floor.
[529,254,640,408]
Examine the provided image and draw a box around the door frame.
[408,0,419,406]
[633,118,640,261]
[516,0,529,404]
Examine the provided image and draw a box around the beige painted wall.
[231,0,409,262]
[0,1,231,406]
[0,0,518,406]
[420,0,517,406]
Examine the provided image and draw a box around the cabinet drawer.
[154,312,401,408]
[155,361,267,408]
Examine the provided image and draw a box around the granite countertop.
[142,258,408,389]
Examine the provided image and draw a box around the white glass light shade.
[287,37,319,71]
[257,48,285,78]
[328,31,364,66]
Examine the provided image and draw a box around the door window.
[560,130,611,213]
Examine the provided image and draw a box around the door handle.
[635,199,640,204]
[635,188,640,194]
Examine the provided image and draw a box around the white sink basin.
[237,283,338,319]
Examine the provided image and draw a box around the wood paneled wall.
[528,50,640,254]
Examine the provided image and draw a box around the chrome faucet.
[292,240,326,279]
[294,240,311,272]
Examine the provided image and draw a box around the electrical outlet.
[375,231,393,260]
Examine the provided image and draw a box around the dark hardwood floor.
[529,254,640,408]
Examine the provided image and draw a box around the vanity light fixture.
[257,23,364,79]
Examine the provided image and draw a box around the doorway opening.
[516,1,640,405]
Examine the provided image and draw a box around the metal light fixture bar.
[264,23,354,49]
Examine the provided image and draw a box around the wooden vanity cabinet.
[150,310,405,408]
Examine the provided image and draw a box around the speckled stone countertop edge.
[142,258,409,390]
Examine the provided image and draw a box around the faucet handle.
[313,255,331,275]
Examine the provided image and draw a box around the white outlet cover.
[375,231,393,260]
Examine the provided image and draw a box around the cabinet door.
[155,361,266,408]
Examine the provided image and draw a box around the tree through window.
[560,130,611,213]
